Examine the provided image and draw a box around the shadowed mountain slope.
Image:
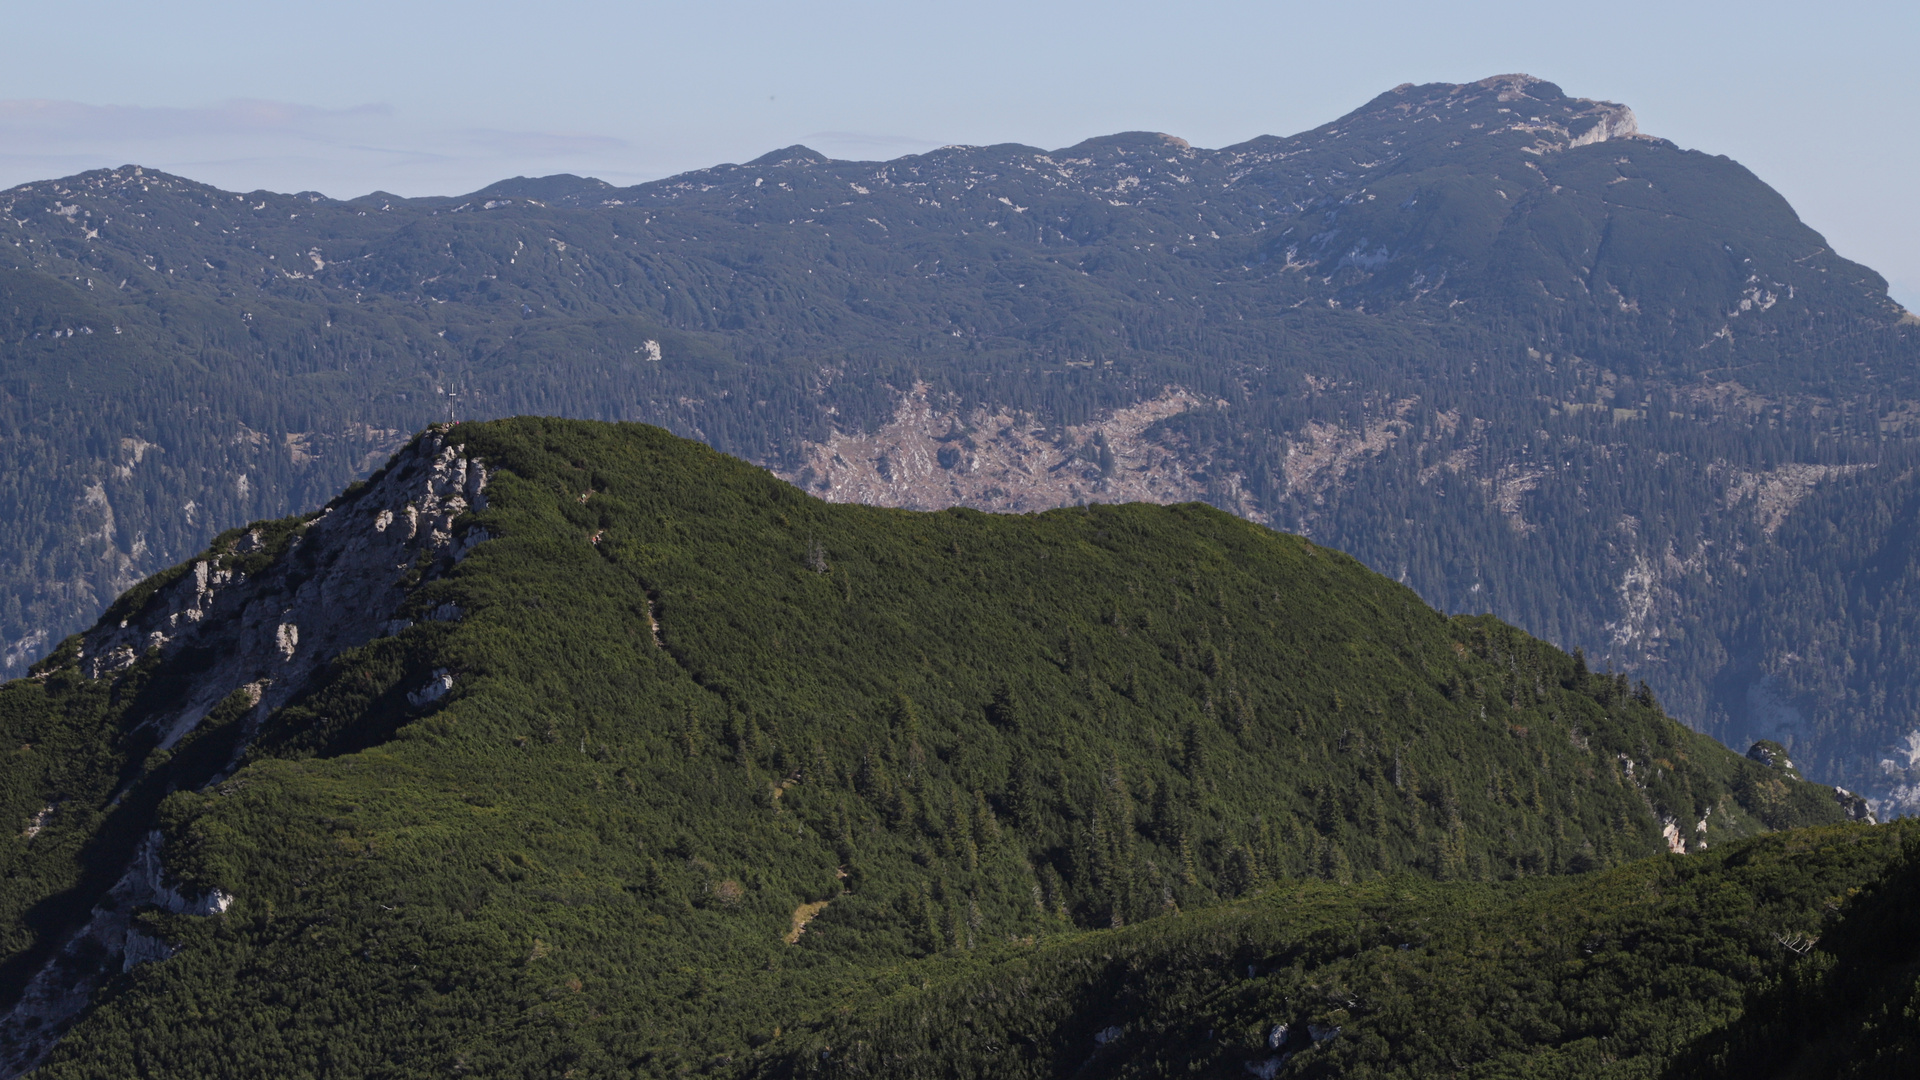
[748,822,1920,1080]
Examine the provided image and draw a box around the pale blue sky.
[2,0,1914,305]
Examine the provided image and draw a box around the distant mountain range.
[4,73,1920,810]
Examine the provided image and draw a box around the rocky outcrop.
[70,427,487,741]
[1567,103,1639,149]
[1359,73,1646,157]
[1833,787,1875,823]
[0,426,491,1079]
[783,385,1253,517]
[1725,463,1874,537]
[1869,730,1920,821]
[0,832,230,1068]
[1661,816,1688,855]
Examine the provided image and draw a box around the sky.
[2,0,1915,307]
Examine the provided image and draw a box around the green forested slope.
[1672,827,1920,1079]
[0,418,1857,1077]
[751,823,1920,1080]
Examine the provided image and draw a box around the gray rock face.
[408,668,456,706]
[1834,786,1876,823]
[0,829,236,1073]
[73,428,489,744]
[0,427,491,1079]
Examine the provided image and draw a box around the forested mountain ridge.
[0,419,1868,1077]
[751,822,1920,1079]
[4,74,1920,808]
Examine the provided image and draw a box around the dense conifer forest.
[4,418,1911,1078]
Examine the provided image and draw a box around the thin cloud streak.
[0,98,652,199]
[0,99,965,202]
[0,98,391,141]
